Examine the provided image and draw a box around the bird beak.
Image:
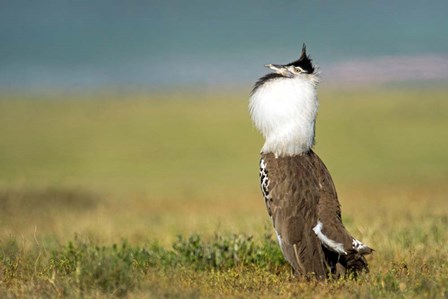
[265,63,293,76]
[265,64,285,72]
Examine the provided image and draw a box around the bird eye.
[295,67,304,73]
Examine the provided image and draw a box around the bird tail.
[322,247,371,278]
[344,250,370,275]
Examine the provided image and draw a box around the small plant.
[49,240,142,296]
[172,233,285,270]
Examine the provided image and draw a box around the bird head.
[265,44,315,78]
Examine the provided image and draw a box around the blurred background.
[1,0,447,91]
[0,1,447,245]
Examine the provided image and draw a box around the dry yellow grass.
[0,88,447,297]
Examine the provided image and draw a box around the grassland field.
[0,88,447,298]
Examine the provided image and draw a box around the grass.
[0,87,447,297]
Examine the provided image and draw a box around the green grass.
[1,233,286,297]
[0,88,447,297]
[1,224,447,298]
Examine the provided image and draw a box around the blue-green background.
[1,0,447,90]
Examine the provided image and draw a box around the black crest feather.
[287,43,315,74]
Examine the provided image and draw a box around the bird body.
[250,45,372,278]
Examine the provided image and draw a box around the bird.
[249,44,372,279]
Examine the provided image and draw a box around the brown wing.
[262,151,327,277]
[309,150,372,274]
[261,150,370,278]
[308,150,355,251]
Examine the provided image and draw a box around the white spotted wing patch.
[259,158,273,216]
[352,239,372,254]
[312,221,347,255]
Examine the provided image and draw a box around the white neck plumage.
[249,74,319,157]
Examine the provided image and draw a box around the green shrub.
[172,233,285,270]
